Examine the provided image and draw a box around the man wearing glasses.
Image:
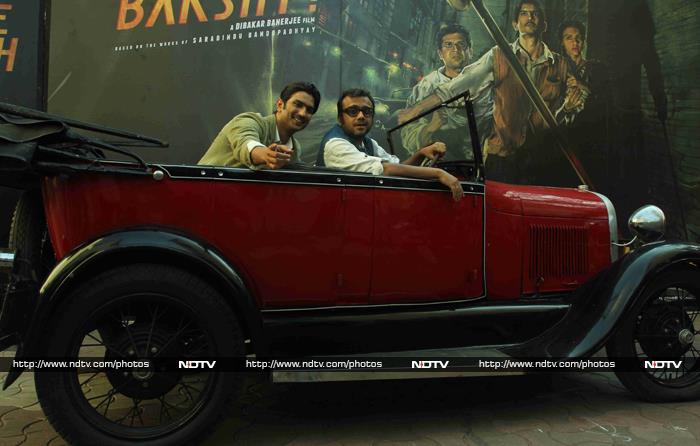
[401,23,492,160]
[317,89,464,202]
[399,1,585,184]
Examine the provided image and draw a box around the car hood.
[485,180,608,220]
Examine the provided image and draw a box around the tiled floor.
[2,368,699,445]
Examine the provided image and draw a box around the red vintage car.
[0,90,699,446]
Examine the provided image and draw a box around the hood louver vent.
[529,224,589,280]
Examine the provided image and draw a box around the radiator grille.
[529,224,589,279]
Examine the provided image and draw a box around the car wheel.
[35,264,245,445]
[1,190,55,338]
[606,267,700,401]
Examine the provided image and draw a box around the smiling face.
[513,2,545,37]
[562,26,584,60]
[339,96,374,140]
[438,32,471,73]
[275,91,315,134]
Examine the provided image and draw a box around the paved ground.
[2,368,700,445]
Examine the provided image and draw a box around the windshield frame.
[386,91,484,182]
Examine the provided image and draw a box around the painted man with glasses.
[399,1,585,185]
[401,23,493,160]
[317,88,464,202]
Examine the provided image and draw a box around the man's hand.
[418,141,447,161]
[566,75,590,95]
[563,87,585,112]
[251,143,293,169]
[438,170,463,202]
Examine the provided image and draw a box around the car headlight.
[628,205,665,243]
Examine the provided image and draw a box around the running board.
[272,345,523,383]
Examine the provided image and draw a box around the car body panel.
[42,166,492,309]
[42,168,612,308]
[484,181,612,298]
[371,188,484,304]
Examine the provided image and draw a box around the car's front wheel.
[606,267,700,401]
[35,263,244,445]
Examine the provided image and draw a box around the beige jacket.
[198,112,300,167]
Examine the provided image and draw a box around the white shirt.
[323,137,399,175]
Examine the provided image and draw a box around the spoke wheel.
[607,267,700,401]
[36,264,244,445]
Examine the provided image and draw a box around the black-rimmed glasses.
[343,106,374,117]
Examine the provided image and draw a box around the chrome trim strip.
[262,302,568,314]
[591,191,619,262]
[156,164,485,195]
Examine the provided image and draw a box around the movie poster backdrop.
[46,0,699,240]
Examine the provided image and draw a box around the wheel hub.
[638,303,694,358]
[131,368,155,381]
[104,323,182,399]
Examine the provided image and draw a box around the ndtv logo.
[178,360,217,369]
[411,360,449,369]
[644,360,682,369]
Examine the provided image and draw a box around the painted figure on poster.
[199,81,320,169]
[317,88,464,201]
[560,20,591,91]
[399,1,585,184]
[400,23,492,161]
[558,19,612,191]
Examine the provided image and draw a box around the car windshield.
[396,94,481,164]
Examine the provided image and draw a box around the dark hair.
[435,23,471,50]
[279,81,321,114]
[512,0,546,23]
[558,20,586,42]
[337,88,375,118]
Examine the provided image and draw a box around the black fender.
[4,228,265,389]
[505,241,700,359]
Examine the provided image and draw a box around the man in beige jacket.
[199,82,320,169]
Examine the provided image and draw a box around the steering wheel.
[420,154,443,168]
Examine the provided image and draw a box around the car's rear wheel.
[1,189,55,341]
[35,264,244,445]
[606,267,700,401]
[8,189,55,283]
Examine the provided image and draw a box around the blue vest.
[316,125,375,167]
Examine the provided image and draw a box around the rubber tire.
[1,190,54,335]
[8,189,54,283]
[606,267,700,402]
[35,264,245,446]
